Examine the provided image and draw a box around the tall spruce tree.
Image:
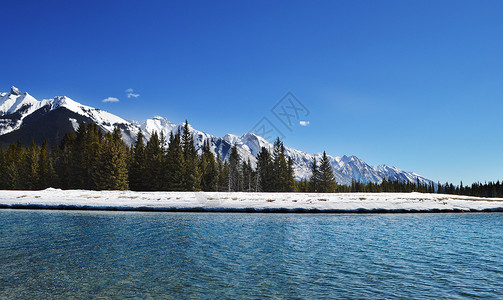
[37,141,58,189]
[129,131,147,190]
[286,156,296,192]
[20,141,40,190]
[318,151,337,193]
[165,130,185,191]
[241,158,255,192]
[220,160,230,192]
[54,131,75,189]
[309,157,320,192]
[144,131,164,190]
[94,131,129,190]
[256,146,273,192]
[200,140,218,191]
[228,144,241,192]
[216,153,225,191]
[181,121,201,191]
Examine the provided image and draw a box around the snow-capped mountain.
[0,86,434,186]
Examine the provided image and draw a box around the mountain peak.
[0,87,435,186]
[10,86,21,96]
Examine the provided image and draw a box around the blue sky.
[1,0,502,185]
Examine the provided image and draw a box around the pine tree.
[54,131,75,189]
[1,142,23,189]
[309,157,320,192]
[165,130,185,191]
[200,140,218,191]
[85,123,103,189]
[129,131,147,190]
[272,138,287,191]
[144,131,164,190]
[286,156,296,192]
[216,153,225,191]
[94,132,129,190]
[220,160,230,192]
[71,121,88,188]
[181,121,201,191]
[228,144,241,192]
[241,158,255,192]
[318,151,337,193]
[256,147,273,192]
[20,141,40,189]
[37,140,58,189]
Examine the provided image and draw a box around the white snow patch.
[1,190,502,212]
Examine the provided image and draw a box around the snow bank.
[1,189,503,213]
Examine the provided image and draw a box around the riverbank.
[1,188,503,213]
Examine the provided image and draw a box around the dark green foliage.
[216,153,226,192]
[271,138,290,192]
[129,131,147,190]
[144,131,164,190]
[241,158,256,192]
[37,141,58,189]
[1,129,501,198]
[220,160,230,192]
[181,121,201,191]
[317,151,337,193]
[256,147,274,192]
[228,144,241,192]
[94,131,129,190]
[0,142,23,189]
[200,140,219,191]
[309,157,320,192]
[165,130,185,191]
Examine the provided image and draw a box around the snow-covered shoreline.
[1,188,503,213]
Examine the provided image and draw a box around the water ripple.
[1,211,503,298]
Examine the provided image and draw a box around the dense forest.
[0,121,501,198]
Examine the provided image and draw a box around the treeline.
[0,121,501,198]
[436,181,503,198]
[337,179,436,193]
[0,121,337,193]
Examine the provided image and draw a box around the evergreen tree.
[228,144,241,192]
[216,153,225,191]
[20,141,40,189]
[220,160,230,192]
[286,156,296,192]
[200,140,218,191]
[309,157,320,192]
[54,131,75,189]
[272,138,288,191]
[241,158,255,192]
[181,121,201,191]
[165,130,185,191]
[318,151,337,193]
[1,142,23,189]
[93,132,129,190]
[37,140,58,189]
[144,131,164,190]
[256,147,273,192]
[70,122,88,188]
[129,131,147,190]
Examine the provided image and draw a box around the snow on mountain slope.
[0,87,52,134]
[0,87,434,186]
[0,87,140,144]
[135,116,176,140]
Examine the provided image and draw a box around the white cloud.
[125,88,134,93]
[102,97,119,103]
[127,93,140,98]
[299,120,310,126]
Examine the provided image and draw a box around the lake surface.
[1,210,503,299]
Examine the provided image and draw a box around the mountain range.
[0,86,434,186]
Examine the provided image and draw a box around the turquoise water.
[1,211,503,299]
